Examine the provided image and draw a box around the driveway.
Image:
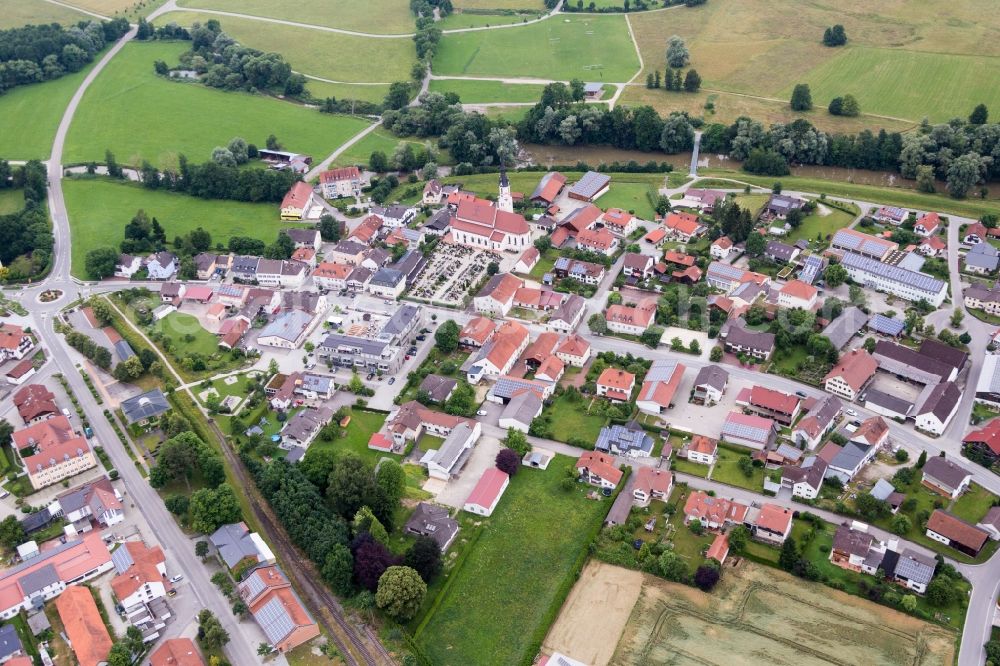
[434,435,501,509]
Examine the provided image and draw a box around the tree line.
[0,18,129,95]
[0,160,53,282]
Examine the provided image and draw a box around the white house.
[914,381,961,436]
[710,237,734,260]
[921,456,972,500]
[420,422,482,480]
[685,435,717,465]
[320,166,363,199]
[145,252,177,280]
[115,254,142,278]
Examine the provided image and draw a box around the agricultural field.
[332,128,434,169]
[0,0,91,28]
[305,79,391,105]
[62,178,286,277]
[156,11,415,84]
[433,15,641,82]
[454,0,544,9]
[0,59,100,160]
[176,0,416,35]
[435,12,535,30]
[0,189,23,216]
[546,561,955,666]
[63,0,151,14]
[429,79,546,104]
[63,41,372,167]
[414,454,609,666]
[629,0,1000,122]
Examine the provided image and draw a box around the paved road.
[689,131,702,178]
[306,120,384,181]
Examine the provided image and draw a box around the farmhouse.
[575,227,618,256]
[576,451,622,488]
[601,208,638,236]
[464,320,530,383]
[530,171,566,205]
[596,368,635,403]
[460,316,497,348]
[925,510,989,556]
[474,273,522,316]
[921,457,972,499]
[873,339,962,384]
[463,468,510,516]
[319,166,362,199]
[824,349,878,401]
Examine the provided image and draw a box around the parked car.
[795,391,807,398]
[845,408,858,417]
[170,574,184,583]
[476,410,488,416]
[388,377,396,385]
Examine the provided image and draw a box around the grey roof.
[20,563,59,596]
[568,171,611,199]
[828,441,871,474]
[799,254,827,284]
[0,623,22,659]
[320,333,390,356]
[922,456,971,490]
[210,523,263,569]
[120,389,170,424]
[775,443,803,462]
[721,414,774,444]
[841,251,946,295]
[694,364,729,391]
[862,548,885,570]
[832,524,873,557]
[767,194,806,213]
[419,374,458,403]
[259,310,313,343]
[256,596,298,645]
[873,340,955,382]
[284,447,305,463]
[405,503,459,551]
[300,373,334,394]
[725,324,775,352]
[964,248,999,271]
[832,229,896,257]
[822,306,870,349]
[766,241,797,262]
[284,228,318,244]
[281,405,334,443]
[332,240,368,255]
[232,255,260,273]
[583,82,604,93]
[425,422,475,471]
[423,209,451,231]
[971,242,1000,257]
[381,304,421,339]
[370,267,405,288]
[707,261,747,282]
[919,338,968,372]
[870,478,897,501]
[867,313,904,336]
[783,456,827,489]
[391,250,427,283]
[916,381,961,422]
[19,507,54,533]
[114,339,136,361]
[27,611,50,635]
[500,390,543,427]
[893,549,935,585]
[864,388,913,416]
[977,355,1000,395]
[549,294,585,325]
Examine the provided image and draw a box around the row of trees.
[0,160,52,282]
[0,18,129,94]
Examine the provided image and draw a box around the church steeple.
[497,157,513,213]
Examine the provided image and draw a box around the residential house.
[553,257,606,285]
[692,365,729,405]
[555,334,591,367]
[0,326,35,363]
[720,411,776,449]
[115,254,142,278]
[710,236,734,260]
[781,456,828,499]
[567,171,611,202]
[636,359,685,415]
[110,541,169,610]
[255,259,308,289]
[280,182,319,220]
[14,416,96,490]
[419,422,482,480]
[193,253,218,279]
[882,549,936,595]
[925,510,989,556]
[209,522,276,570]
[149,639,205,666]
[576,451,622,488]
[723,324,775,360]
[575,227,618,256]
[831,228,898,261]
[422,179,444,205]
[327,240,368,266]
[120,389,170,426]
[964,419,1000,462]
[159,282,185,304]
[463,320,529,383]
[601,208,638,236]
[964,222,988,245]
[474,273,522,317]
[546,293,586,333]
[596,368,635,402]
[594,423,654,458]
[914,212,941,237]
[13,384,58,424]
[921,457,972,499]
[238,566,320,652]
[605,297,657,336]
[145,252,177,280]
[840,252,947,306]
[682,491,748,530]
[285,227,322,251]
[765,240,800,264]
[766,194,806,219]
[418,375,458,404]
[750,504,793,545]
[824,349,878,400]
[313,262,353,292]
[404,503,459,551]
[319,333,402,374]
[914,381,961,435]
[874,206,908,226]
[56,586,112,666]
[56,478,124,533]
[623,253,655,280]
[319,166,362,199]
[514,247,540,275]
[964,242,999,275]
[777,279,818,310]
[633,468,672,507]
[792,395,842,449]
[680,188,726,213]
[280,405,335,450]
[662,211,702,242]
[741,386,801,426]
[830,523,882,572]
[367,268,406,299]
[706,262,770,294]
[827,439,879,483]
[463,468,510,516]
[215,284,247,308]
[918,235,947,257]
[686,435,718,465]
[370,204,416,230]
[460,317,497,348]
[217,317,250,350]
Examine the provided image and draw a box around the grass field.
[454,0,543,8]
[428,79,545,104]
[949,483,997,524]
[64,41,372,167]
[63,0,145,13]
[176,0,416,34]
[606,561,956,665]
[435,12,535,30]
[0,189,23,216]
[709,445,764,491]
[62,178,286,277]
[304,409,392,467]
[305,79,390,104]
[0,59,100,160]
[157,11,415,83]
[629,0,1000,122]
[153,312,220,357]
[0,0,92,28]
[433,15,640,81]
[784,206,855,243]
[415,455,609,666]
[594,181,656,219]
[333,128,435,168]
[542,393,608,444]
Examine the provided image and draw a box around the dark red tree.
[693,564,721,591]
[351,533,398,591]
[495,449,520,477]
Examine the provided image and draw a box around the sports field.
[429,79,545,104]
[0,60,100,160]
[63,41,371,167]
[157,11,415,84]
[629,0,1000,122]
[62,178,286,277]
[433,15,641,82]
[545,561,956,666]
[177,0,416,35]
[0,0,92,28]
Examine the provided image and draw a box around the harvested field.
[543,561,643,666]
[547,561,956,666]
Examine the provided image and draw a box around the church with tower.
[448,162,531,252]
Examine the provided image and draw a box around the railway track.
[207,420,394,666]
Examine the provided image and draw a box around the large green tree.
[790,84,813,111]
[189,483,242,534]
[375,566,427,621]
[434,319,460,353]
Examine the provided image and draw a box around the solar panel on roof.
[256,596,296,644]
[644,359,678,382]
[842,252,945,293]
[241,571,266,599]
[722,418,768,441]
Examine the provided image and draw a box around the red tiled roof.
[480,273,522,305]
[291,248,315,262]
[756,504,792,534]
[535,355,565,380]
[634,468,672,496]
[350,215,383,243]
[14,416,91,473]
[663,250,695,266]
[13,384,57,421]
[602,208,634,229]
[454,197,529,235]
[149,638,206,666]
[597,368,635,391]
[320,166,360,183]
[576,451,622,485]
[964,418,1000,456]
[368,433,393,452]
[605,298,657,329]
[460,316,497,345]
[689,435,717,455]
[780,279,817,301]
[683,491,748,524]
[852,416,889,446]
[917,212,941,232]
[749,386,799,415]
[556,334,589,359]
[534,172,566,203]
[664,212,700,235]
[712,236,733,249]
[927,510,989,551]
[281,181,314,210]
[706,533,729,561]
[576,227,615,251]
[0,324,25,350]
[56,586,113,666]
[314,262,353,280]
[921,236,946,250]
[824,349,877,392]
[550,226,571,248]
[643,227,667,244]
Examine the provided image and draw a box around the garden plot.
[408,243,498,307]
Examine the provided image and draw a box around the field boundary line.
[41,0,110,21]
[159,6,416,38]
[297,72,393,86]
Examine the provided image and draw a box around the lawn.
[428,79,545,104]
[176,0,416,34]
[543,392,608,445]
[63,178,288,277]
[433,15,641,82]
[949,483,997,524]
[454,0,543,8]
[304,408,391,467]
[526,248,558,280]
[64,41,372,167]
[669,456,709,479]
[305,79,390,105]
[435,11,536,30]
[0,58,99,160]
[784,207,855,243]
[0,0,91,28]
[156,11,415,83]
[0,189,23,215]
[710,444,764,492]
[195,371,257,407]
[414,455,609,666]
[595,181,656,219]
[332,128,433,169]
[153,312,222,357]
